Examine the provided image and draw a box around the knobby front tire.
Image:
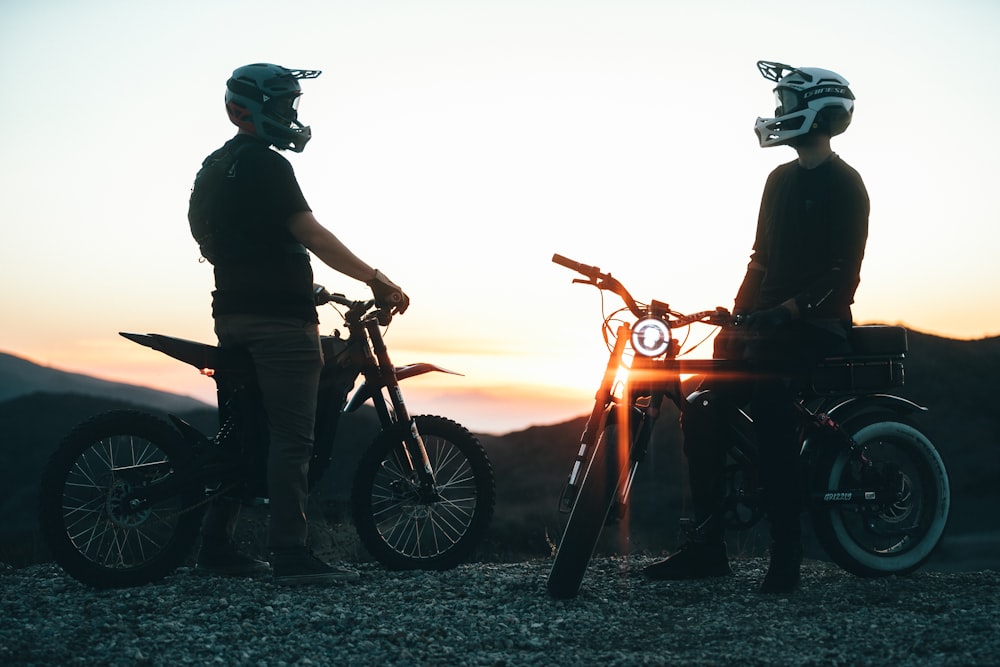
[809,415,950,577]
[38,410,203,588]
[351,415,495,570]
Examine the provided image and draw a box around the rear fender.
[824,393,927,425]
[801,393,927,460]
[120,332,219,371]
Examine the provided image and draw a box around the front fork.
[363,318,440,500]
[558,324,660,517]
[559,324,631,513]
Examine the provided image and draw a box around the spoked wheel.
[810,415,950,577]
[351,415,495,570]
[38,410,203,588]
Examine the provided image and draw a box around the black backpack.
[187,143,251,264]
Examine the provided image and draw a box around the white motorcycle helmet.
[754,61,855,148]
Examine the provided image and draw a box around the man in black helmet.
[188,63,409,586]
[644,61,869,594]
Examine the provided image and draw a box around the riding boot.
[196,535,270,577]
[760,540,803,594]
[644,538,731,580]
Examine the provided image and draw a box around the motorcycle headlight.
[630,318,671,357]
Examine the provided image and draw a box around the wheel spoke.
[57,421,185,568]
[368,439,478,558]
[352,417,494,569]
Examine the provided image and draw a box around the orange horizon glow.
[6,314,995,436]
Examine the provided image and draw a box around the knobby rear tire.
[38,410,203,588]
[351,415,495,570]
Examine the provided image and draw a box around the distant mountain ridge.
[0,351,210,414]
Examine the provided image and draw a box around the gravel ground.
[2,557,998,666]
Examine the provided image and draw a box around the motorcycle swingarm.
[119,457,243,510]
[811,492,924,538]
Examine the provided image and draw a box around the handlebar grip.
[552,253,600,278]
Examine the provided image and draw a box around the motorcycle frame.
[547,254,948,597]
[117,295,459,508]
[562,328,924,532]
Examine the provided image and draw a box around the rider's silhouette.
[188,64,408,586]
[644,61,869,594]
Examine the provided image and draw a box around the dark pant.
[681,320,850,545]
[201,315,323,549]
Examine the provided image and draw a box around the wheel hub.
[877,471,914,524]
[105,480,150,528]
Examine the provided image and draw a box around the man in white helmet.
[188,63,408,586]
[645,61,869,594]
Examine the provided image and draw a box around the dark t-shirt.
[750,155,869,321]
[188,135,317,322]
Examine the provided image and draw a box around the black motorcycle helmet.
[225,63,321,152]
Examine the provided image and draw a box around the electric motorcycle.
[545,254,950,599]
[39,286,496,588]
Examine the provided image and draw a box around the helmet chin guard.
[225,64,322,152]
[754,60,854,148]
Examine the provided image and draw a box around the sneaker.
[196,538,271,578]
[271,546,360,586]
[759,542,803,594]
[644,540,732,580]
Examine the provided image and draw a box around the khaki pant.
[201,315,323,548]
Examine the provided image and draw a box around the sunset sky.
[2,1,998,434]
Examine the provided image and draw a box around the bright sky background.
[2,0,998,434]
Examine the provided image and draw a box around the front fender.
[343,363,463,413]
[395,363,463,381]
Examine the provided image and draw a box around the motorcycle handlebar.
[552,253,732,327]
[551,253,602,280]
[552,253,643,316]
[313,284,393,325]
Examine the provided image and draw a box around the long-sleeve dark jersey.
[735,155,869,322]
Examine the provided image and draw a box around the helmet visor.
[265,93,301,125]
[774,88,803,116]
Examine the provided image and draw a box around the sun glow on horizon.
[2,1,999,433]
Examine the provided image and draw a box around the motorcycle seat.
[848,325,908,357]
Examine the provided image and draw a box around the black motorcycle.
[545,254,950,599]
[39,286,496,588]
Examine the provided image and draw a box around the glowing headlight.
[630,318,671,357]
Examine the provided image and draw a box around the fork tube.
[362,320,401,413]
[364,319,435,480]
[568,323,631,489]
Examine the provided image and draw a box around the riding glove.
[367,269,410,314]
[744,304,793,336]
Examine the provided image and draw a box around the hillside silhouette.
[1,329,998,571]
[0,351,207,413]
